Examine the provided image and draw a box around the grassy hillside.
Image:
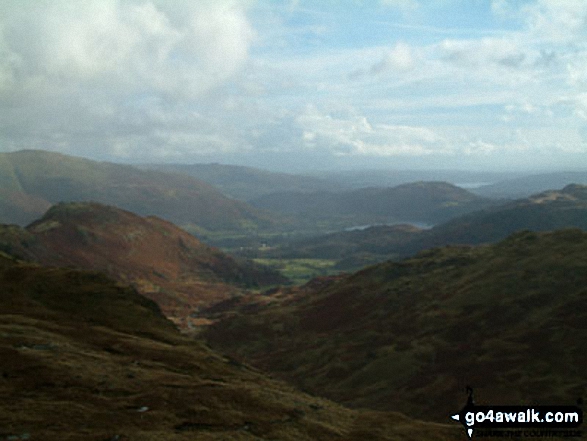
[204,229,587,423]
[143,163,343,200]
[0,150,279,233]
[0,255,462,440]
[0,202,287,328]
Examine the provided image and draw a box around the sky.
[1,0,586,172]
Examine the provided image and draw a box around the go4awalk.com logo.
[450,388,583,438]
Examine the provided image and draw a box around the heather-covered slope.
[0,255,461,441]
[0,202,286,327]
[0,150,278,233]
[204,229,587,422]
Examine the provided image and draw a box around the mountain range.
[0,150,278,234]
[256,184,587,273]
[1,150,518,246]
[249,181,498,232]
[1,148,586,439]
[143,162,343,200]
[312,169,521,190]
[141,163,587,204]
[473,171,587,199]
[401,184,587,256]
[204,229,587,423]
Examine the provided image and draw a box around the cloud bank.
[0,0,586,170]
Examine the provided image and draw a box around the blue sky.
[0,0,586,171]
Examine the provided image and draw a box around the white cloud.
[573,93,587,121]
[0,0,255,158]
[464,139,498,156]
[567,52,587,86]
[502,102,555,123]
[522,0,587,43]
[295,105,450,157]
[438,37,528,69]
[0,0,254,98]
[491,0,514,17]
[369,42,415,75]
[492,0,587,53]
[0,0,585,169]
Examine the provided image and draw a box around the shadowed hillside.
[255,184,587,275]
[204,229,587,423]
[474,172,587,199]
[0,150,279,233]
[397,184,587,257]
[143,163,343,200]
[256,224,423,272]
[249,181,497,231]
[0,255,462,440]
[0,202,287,328]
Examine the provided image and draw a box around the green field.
[253,258,339,285]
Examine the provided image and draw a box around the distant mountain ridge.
[0,150,278,233]
[474,171,587,198]
[399,183,587,256]
[143,162,343,200]
[312,168,522,190]
[249,181,497,229]
[258,184,587,271]
[0,202,287,327]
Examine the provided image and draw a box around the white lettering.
[505,412,516,422]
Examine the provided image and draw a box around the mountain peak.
[30,202,129,229]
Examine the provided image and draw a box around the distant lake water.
[344,221,434,232]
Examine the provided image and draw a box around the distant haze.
[1,1,586,172]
